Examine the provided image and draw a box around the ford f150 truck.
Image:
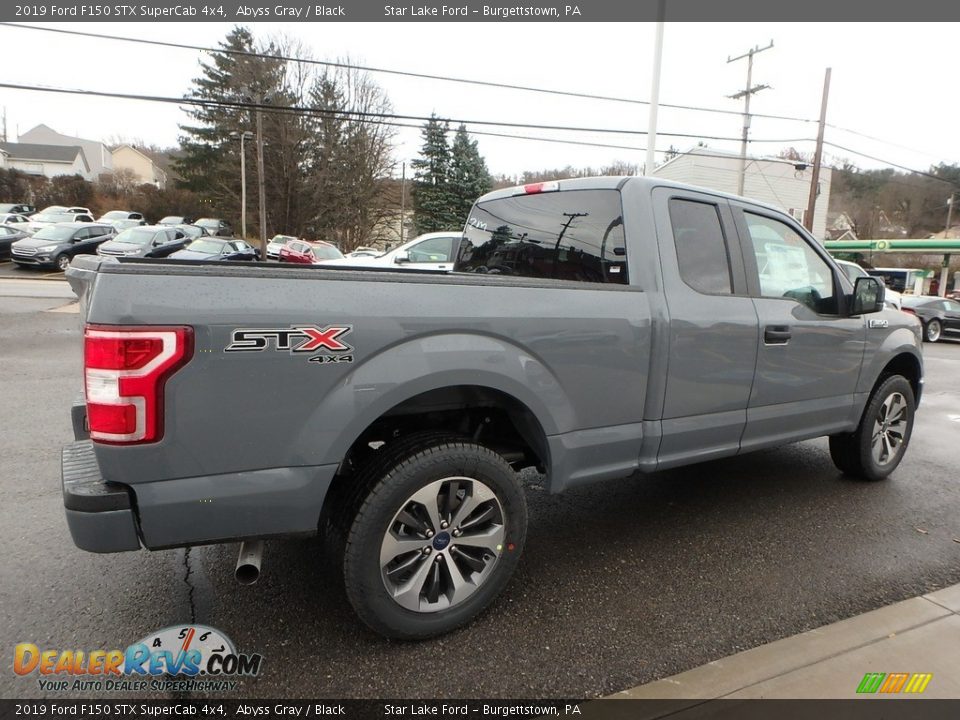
[63,177,923,639]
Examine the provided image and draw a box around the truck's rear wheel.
[829,375,915,481]
[342,437,527,639]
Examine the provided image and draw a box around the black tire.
[829,374,915,481]
[923,319,941,343]
[55,254,71,272]
[341,435,527,639]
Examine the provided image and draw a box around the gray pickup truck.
[63,177,923,639]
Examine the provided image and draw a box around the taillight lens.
[84,325,193,444]
[519,181,560,195]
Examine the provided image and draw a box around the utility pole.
[645,1,666,176]
[255,108,267,256]
[1,107,6,143]
[232,131,253,239]
[941,192,956,297]
[727,40,773,196]
[804,68,832,236]
[400,162,406,245]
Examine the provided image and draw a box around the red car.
[278,239,344,265]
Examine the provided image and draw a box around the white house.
[111,144,167,189]
[0,142,90,179]
[18,124,112,179]
[0,146,8,169]
[652,147,832,241]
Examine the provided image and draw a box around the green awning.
[825,239,960,253]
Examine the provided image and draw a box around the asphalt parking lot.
[1,287,959,700]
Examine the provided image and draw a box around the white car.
[323,232,463,272]
[266,234,297,260]
[0,213,31,227]
[835,259,902,309]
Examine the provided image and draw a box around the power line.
[822,141,958,187]
[0,21,818,125]
[0,80,813,144]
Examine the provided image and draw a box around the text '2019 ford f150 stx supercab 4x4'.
[62,177,922,638]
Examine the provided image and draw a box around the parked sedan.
[0,224,32,259]
[25,211,95,234]
[98,210,146,226]
[901,295,960,342]
[278,239,344,265]
[169,238,260,262]
[267,234,297,260]
[195,218,233,237]
[159,215,195,226]
[11,223,115,270]
[0,213,32,227]
[173,224,206,242]
[321,232,460,272]
[96,225,189,259]
[0,203,36,216]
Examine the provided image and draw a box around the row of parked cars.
[0,203,240,268]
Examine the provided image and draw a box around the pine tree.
[449,124,492,225]
[411,115,457,234]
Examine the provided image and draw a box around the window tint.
[408,236,455,263]
[668,198,733,295]
[457,189,627,284]
[743,212,838,314]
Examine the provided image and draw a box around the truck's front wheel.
[342,438,527,639]
[829,374,915,481]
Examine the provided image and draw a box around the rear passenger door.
[652,187,759,468]
[731,204,866,449]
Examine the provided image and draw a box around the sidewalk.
[612,583,960,701]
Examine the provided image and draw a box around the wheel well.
[336,385,548,478]
[318,386,548,534]
[879,353,921,402]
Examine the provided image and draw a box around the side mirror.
[851,276,885,315]
[394,251,410,264]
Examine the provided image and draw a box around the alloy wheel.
[379,476,505,613]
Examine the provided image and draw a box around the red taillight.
[902,308,916,315]
[84,325,193,444]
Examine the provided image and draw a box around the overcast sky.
[0,21,957,180]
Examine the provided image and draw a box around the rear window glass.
[456,189,628,284]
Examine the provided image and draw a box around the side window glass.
[74,229,90,241]
[668,198,733,295]
[744,212,838,314]
[409,236,454,263]
[457,189,628,285]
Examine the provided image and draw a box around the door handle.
[764,325,792,344]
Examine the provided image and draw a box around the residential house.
[0,142,90,179]
[111,144,167,189]
[18,124,112,179]
[652,147,832,241]
[0,146,8,169]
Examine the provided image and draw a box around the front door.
[732,205,866,451]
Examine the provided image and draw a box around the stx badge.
[225,325,354,364]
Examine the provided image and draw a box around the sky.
[0,21,958,181]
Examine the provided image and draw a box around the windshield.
[178,226,203,238]
[101,211,128,220]
[186,239,225,254]
[159,216,182,224]
[114,228,157,245]
[271,235,295,244]
[32,226,76,242]
[457,188,628,284]
[196,218,219,228]
[312,245,344,260]
[901,296,933,309]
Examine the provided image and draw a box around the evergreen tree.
[449,124,492,225]
[411,115,458,234]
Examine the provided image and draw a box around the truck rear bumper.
[62,440,141,553]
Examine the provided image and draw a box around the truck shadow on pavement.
[177,437,960,698]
